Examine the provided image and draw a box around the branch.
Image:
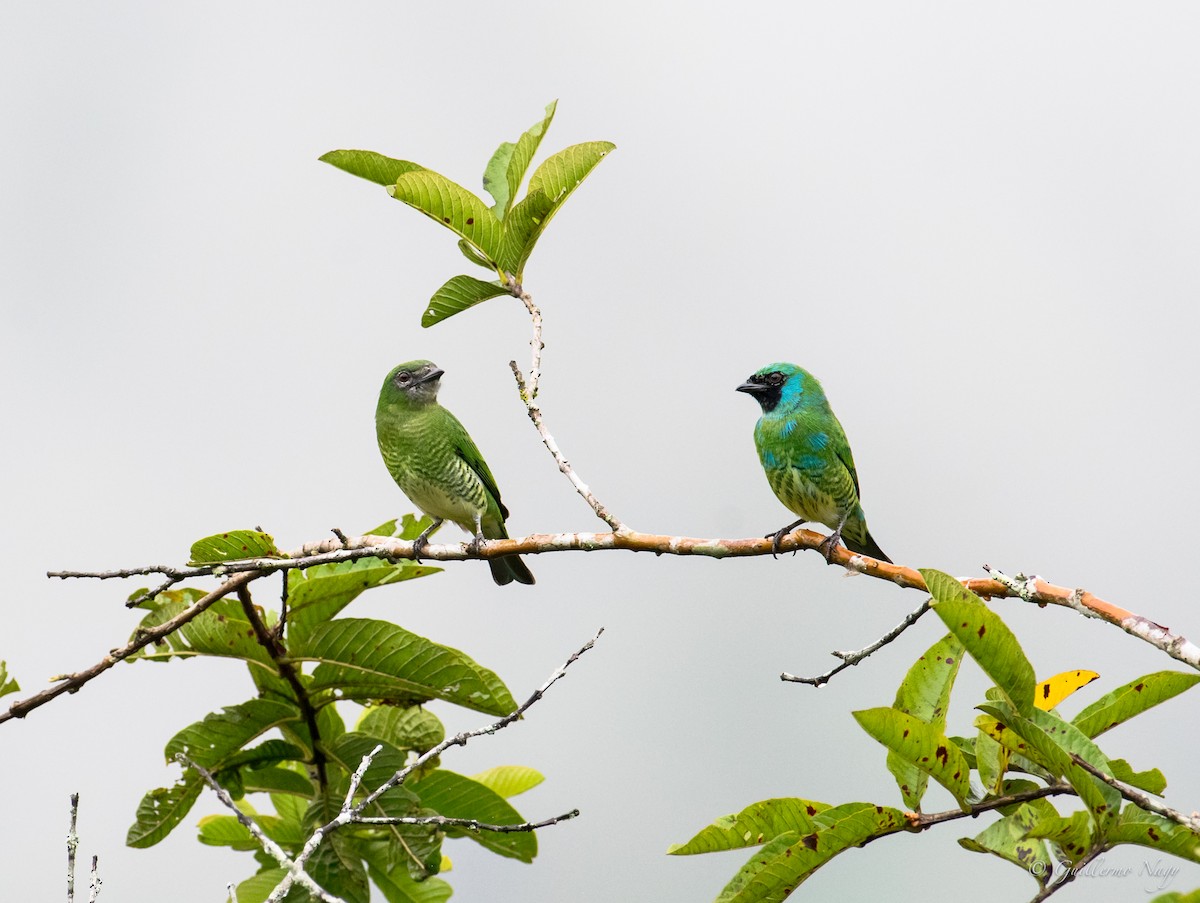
[2,572,255,725]
[87,855,100,903]
[236,584,327,788]
[503,280,626,532]
[353,810,580,832]
[781,599,933,686]
[177,753,344,903]
[1027,844,1104,903]
[1069,754,1200,832]
[264,628,602,902]
[67,793,79,903]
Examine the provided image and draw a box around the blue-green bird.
[376,360,535,586]
[737,363,891,563]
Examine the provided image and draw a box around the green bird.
[376,360,535,586]
[737,362,891,563]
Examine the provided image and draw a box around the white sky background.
[3,3,1200,901]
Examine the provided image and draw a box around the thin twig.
[236,585,327,788]
[500,279,625,531]
[1027,844,1104,902]
[266,628,602,902]
[782,599,933,685]
[1068,754,1200,832]
[86,856,100,903]
[354,809,581,831]
[67,793,79,903]
[2,572,255,725]
[177,753,344,903]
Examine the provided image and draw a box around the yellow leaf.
[1035,670,1100,711]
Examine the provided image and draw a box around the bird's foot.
[817,531,843,564]
[465,533,485,559]
[411,519,442,563]
[766,518,806,558]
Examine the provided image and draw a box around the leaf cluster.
[671,569,1200,901]
[320,101,614,327]
[125,517,546,903]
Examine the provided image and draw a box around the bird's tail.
[845,528,891,564]
[485,518,536,586]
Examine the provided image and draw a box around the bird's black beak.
[736,379,767,396]
[415,368,445,385]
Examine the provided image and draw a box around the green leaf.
[924,568,1036,714]
[189,529,281,566]
[458,237,493,270]
[286,557,440,643]
[1108,805,1200,863]
[496,140,615,278]
[0,661,20,699]
[421,274,509,328]
[668,799,831,855]
[230,868,293,903]
[1109,758,1168,795]
[126,770,204,848]
[308,830,370,903]
[482,100,557,218]
[295,618,516,716]
[470,765,544,799]
[320,150,426,187]
[412,769,537,862]
[853,707,971,807]
[958,802,1052,885]
[390,171,502,263]
[886,633,964,809]
[197,812,300,851]
[1150,890,1200,903]
[977,703,1121,826]
[976,728,1008,794]
[1024,809,1094,865]
[324,733,420,811]
[1072,671,1200,739]
[714,803,907,902]
[242,766,315,798]
[165,699,303,770]
[362,841,454,903]
[357,705,445,755]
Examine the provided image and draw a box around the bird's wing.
[447,417,510,521]
[827,416,862,499]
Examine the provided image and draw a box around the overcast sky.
[3,3,1200,901]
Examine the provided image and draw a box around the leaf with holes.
[924,569,1036,715]
[421,274,509,328]
[188,529,281,566]
[390,171,502,264]
[668,799,831,855]
[958,802,1054,885]
[497,141,615,278]
[854,707,971,807]
[1072,671,1200,739]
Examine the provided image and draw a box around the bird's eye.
[768,372,784,386]
[398,372,411,384]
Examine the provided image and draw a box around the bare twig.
[354,810,581,831]
[226,883,238,903]
[1027,844,1103,902]
[236,585,327,788]
[501,280,625,531]
[67,793,79,903]
[2,572,255,725]
[265,628,602,902]
[86,856,100,903]
[177,753,344,903]
[1069,754,1200,832]
[782,599,932,686]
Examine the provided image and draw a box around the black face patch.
[738,371,785,412]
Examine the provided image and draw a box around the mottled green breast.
[376,404,489,532]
